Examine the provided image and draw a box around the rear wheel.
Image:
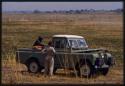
[26,59,41,73]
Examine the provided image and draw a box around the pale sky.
[2,2,123,11]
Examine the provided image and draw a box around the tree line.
[4,9,123,14]
[33,9,123,14]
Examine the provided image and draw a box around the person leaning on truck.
[42,41,56,77]
[33,36,44,50]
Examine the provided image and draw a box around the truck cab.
[52,35,88,52]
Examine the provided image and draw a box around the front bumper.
[94,57,115,69]
[94,64,109,69]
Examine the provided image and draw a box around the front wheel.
[101,68,109,76]
[78,62,94,78]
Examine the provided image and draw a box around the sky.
[2,2,123,11]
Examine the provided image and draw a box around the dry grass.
[2,12,123,84]
[2,55,123,84]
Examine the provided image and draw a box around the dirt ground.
[2,61,123,84]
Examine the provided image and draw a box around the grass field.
[2,12,123,84]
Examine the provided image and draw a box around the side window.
[55,40,61,48]
[54,38,67,49]
[69,40,78,48]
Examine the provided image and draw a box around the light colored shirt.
[42,46,56,57]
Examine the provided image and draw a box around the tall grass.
[2,53,123,84]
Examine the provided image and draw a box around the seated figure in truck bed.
[33,36,44,50]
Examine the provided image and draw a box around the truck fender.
[25,57,40,66]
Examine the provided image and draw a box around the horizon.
[2,2,123,12]
[3,8,123,12]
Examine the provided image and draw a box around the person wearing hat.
[33,36,44,50]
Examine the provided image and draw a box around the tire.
[53,68,58,74]
[26,59,41,73]
[101,68,109,76]
[77,61,94,78]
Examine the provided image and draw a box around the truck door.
[53,37,68,68]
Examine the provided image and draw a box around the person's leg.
[44,60,49,76]
[49,58,54,76]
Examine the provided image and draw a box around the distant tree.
[83,9,89,12]
[75,10,81,14]
[80,9,84,13]
[114,8,123,13]
[68,10,72,14]
[89,9,95,12]
[53,10,57,13]
[65,11,70,14]
[33,10,41,13]
[45,11,51,13]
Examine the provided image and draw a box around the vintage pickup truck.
[16,35,115,77]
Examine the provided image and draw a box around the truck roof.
[53,35,84,38]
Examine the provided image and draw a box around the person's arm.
[41,46,47,54]
[51,47,56,53]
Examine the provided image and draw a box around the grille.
[95,58,104,66]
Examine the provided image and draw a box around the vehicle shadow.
[54,70,100,79]
[20,70,101,79]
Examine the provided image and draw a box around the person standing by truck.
[42,41,56,77]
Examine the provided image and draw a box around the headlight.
[95,58,104,66]
[101,53,104,58]
[93,53,99,58]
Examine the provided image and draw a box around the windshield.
[69,38,88,49]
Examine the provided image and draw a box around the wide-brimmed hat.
[38,36,43,41]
